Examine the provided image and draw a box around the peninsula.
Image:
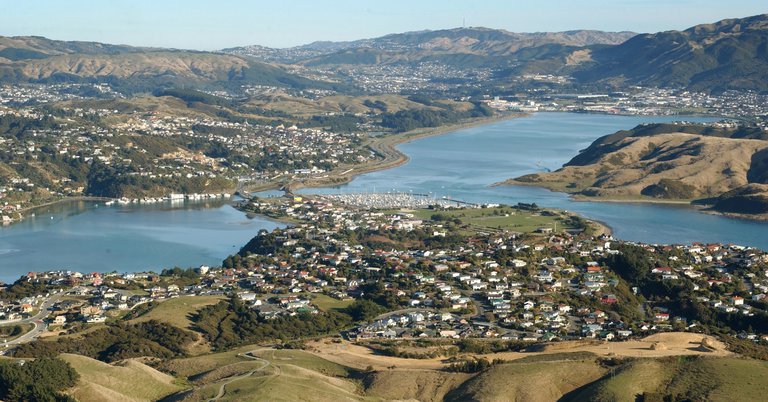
[502,121,768,219]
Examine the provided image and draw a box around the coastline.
[268,112,525,194]
[2,196,114,226]
[501,180,768,223]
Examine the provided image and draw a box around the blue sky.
[1,1,765,50]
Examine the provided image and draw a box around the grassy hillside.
[561,359,674,402]
[563,356,768,402]
[508,123,768,216]
[709,183,768,215]
[514,132,768,199]
[363,370,473,402]
[61,354,183,402]
[55,331,765,402]
[129,295,224,331]
[445,359,607,402]
[0,35,346,93]
[575,14,768,92]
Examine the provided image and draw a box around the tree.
[344,299,385,322]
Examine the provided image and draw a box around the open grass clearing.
[129,295,224,330]
[310,293,354,312]
[407,205,578,234]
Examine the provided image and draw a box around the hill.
[61,354,183,402]
[223,27,635,67]
[508,123,768,216]
[562,356,768,402]
[7,15,768,93]
[0,35,148,58]
[152,337,765,402]
[707,183,768,215]
[575,13,768,92]
[0,35,343,93]
[445,359,606,402]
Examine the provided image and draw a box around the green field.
[408,206,579,234]
[311,294,355,312]
[129,295,224,330]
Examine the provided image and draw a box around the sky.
[0,1,765,50]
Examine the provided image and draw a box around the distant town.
[2,80,768,225]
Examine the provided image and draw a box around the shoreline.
[3,196,114,225]
[502,179,768,222]
[271,112,525,194]
[495,180,695,205]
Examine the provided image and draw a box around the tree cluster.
[13,320,195,362]
[194,296,352,350]
[0,358,79,402]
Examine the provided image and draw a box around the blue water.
[0,200,281,281]
[300,113,768,249]
[2,112,765,282]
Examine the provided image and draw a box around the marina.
[319,192,478,209]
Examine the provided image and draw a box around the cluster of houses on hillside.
[6,196,768,343]
[0,101,373,223]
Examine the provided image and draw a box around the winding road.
[0,292,64,347]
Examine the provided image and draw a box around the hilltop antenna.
[463,18,466,28]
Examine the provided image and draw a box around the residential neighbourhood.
[3,195,767,350]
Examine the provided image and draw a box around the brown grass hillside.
[61,354,183,402]
[17,52,249,80]
[363,369,473,401]
[512,132,768,201]
[445,360,607,402]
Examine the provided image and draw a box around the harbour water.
[301,113,768,249]
[2,112,766,281]
[0,199,281,281]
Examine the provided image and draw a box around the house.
[53,315,67,325]
[86,315,106,323]
[601,294,618,304]
[238,292,258,301]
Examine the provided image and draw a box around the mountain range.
[0,36,340,93]
[223,14,768,92]
[222,28,635,66]
[1,13,768,92]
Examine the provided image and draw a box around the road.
[208,351,271,402]
[0,292,65,348]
